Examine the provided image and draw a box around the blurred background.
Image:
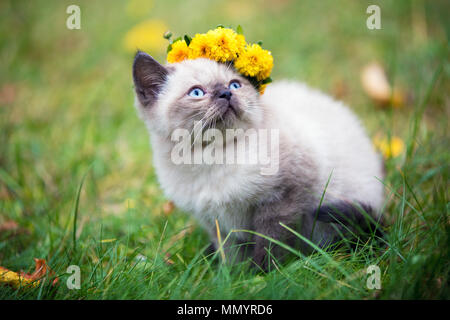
[0,0,448,299]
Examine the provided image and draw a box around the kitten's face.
[133,53,263,139]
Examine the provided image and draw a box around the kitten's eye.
[229,81,241,90]
[188,87,205,97]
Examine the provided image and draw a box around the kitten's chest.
[160,161,265,207]
[155,157,268,232]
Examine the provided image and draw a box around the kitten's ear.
[132,51,168,107]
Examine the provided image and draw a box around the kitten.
[132,51,385,269]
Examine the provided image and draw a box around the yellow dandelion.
[207,28,246,63]
[234,44,273,81]
[123,19,167,53]
[373,135,405,158]
[188,33,214,59]
[258,84,267,95]
[167,40,189,63]
[236,34,247,54]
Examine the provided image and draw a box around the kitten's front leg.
[251,200,302,271]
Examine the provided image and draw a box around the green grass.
[0,0,448,299]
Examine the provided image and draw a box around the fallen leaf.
[0,266,37,288]
[0,220,19,232]
[162,201,175,215]
[0,185,11,200]
[332,79,348,99]
[22,258,59,286]
[0,258,59,289]
[361,63,391,103]
[0,220,29,238]
[164,253,174,265]
[361,62,406,107]
[0,84,17,105]
[391,88,407,108]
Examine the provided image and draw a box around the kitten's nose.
[218,89,232,101]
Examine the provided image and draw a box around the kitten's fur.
[132,51,385,269]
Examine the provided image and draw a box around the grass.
[0,0,448,299]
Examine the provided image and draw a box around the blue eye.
[229,81,241,90]
[188,87,205,97]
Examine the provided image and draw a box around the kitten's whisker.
[189,112,209,142]
[184,111,206,125]
[191,111,215,147]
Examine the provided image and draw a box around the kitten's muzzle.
[212,88,240,123]
[216,98,238,117]
[218,89,232,101]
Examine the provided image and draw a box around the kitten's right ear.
[132,51,168,107]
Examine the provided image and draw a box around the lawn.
[0,0,448,299]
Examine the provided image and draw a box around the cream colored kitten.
[132,52,385,269]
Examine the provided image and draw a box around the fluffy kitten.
[132,51,385,269]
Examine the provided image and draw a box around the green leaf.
[166,44,172,53]
[216,24,225,29]
[246,76,259,88]
[184,35,192,46]
[163,31,172,40]
[257,40,263,46]
[261,77,272,84]
[236,25,243,35]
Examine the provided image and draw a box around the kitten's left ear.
[132,51,168,107]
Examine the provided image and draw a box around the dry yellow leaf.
[0,258,58,289]
[162,201,175,215]
[361,62,391,103]
[361,62,406,108]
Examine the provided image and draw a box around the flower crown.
[164,25,273,94]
